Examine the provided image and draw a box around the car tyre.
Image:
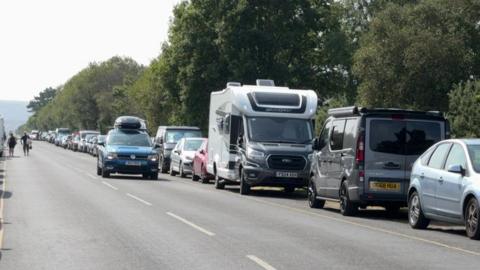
[408,191,430,229]
[150,172,159,180]
[179,162,186,178]
[340,182,358,216]
[192,172,200,181]
[160,156,168,173]
[214,174,225,190]
[239,170,250,195]
[201,168,209,184]
[101,168,110,178]
[308,178,325,209]
[169,163,177,176]
[465,197,480,239]
[97,165,102,176]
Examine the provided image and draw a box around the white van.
[207,80,318,194]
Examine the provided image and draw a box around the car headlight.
[247,148,265,161]
[148,154,158,162]
[107,153,117,160]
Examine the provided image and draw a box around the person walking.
[7,133,17,157]
[20,132,30,156]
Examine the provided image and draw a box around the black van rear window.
[369,120,441,155]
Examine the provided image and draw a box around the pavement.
[1,142,480,269]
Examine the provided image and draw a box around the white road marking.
[166,212,215,236]
[246,255,277,270]
[126,193,152,206]
[102,181,118,190]
[86,173,98,180]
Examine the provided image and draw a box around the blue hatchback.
[408,139,480,239]
[97,128,159,180]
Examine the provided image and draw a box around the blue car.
[97,117,159,180]
[408,139,480,239]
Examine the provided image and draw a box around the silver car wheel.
[467,203,478,235]
[409,194,420,225]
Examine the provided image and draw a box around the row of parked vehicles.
[40,79,480,240]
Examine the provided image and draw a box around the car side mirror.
[237,136,244,146]
[312,138,320,151]
[159,138,164,144]
[154,144,160,149]
[199,149,205,155]
[98,142,105,146]
[448,164,466,176]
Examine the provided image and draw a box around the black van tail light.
[359,170,365,182]
[355,132,365,164]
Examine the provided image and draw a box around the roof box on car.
[114,116,146,130]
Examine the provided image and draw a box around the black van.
[309,107,449,216]
[154,126,202,173]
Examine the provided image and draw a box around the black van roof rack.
[328,106,444,118]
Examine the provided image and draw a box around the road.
[1,142,480,269]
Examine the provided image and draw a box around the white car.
[169,137,205,178]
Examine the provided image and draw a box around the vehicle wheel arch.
[463,193,477,220]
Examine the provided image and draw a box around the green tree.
[448,80,480,137]
[27,87,57,113]
[353,0,480,111]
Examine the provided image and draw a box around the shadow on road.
[106,174,170,182]
[224,185,308,201]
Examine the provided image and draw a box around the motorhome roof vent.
[226,82,241,87]
[256,79,275,87]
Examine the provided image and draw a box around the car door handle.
[438,177,444,184]
[420,173,425,179]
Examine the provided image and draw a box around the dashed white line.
[126,193,152,206]
[246,255,277,270]
[102,181,119,190]
[166,212,215,236]
[86,173,98,180]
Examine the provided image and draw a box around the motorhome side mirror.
[448,164,466,176]
[237,136,244,147]
[159,138,164,144]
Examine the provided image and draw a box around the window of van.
[343,119,357,149]
[369,120,442,155]
[330,120,346,151]
[318,120,331,149]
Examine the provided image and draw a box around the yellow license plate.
[369,182,400,192]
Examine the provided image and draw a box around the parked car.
[88,136,98,155]
[309,106,449,216]
[55,128,71,146]
[84,134,97,154]
[97,116,159,179]
[154,126,202,173]
[93,135,106,157]
[408,139,480,239]
[71,134,80,151]
[62,135,72,149]
[79,130,100,152]
[169,137,205,178]
[192,139,213,183]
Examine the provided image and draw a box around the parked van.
[309,106,449,215]
[0,115,5,157]
[154,126,202,173]
[207,80,318,194]
[55,128,71,146]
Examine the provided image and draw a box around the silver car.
[169,137,205,178]
[408,139,480,239]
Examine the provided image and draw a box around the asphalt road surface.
[1,142,480,269]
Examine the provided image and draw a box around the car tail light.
[355,132,365,164]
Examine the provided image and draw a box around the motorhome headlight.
[148,154,159,162]
[107,153,118,160]
[247,148,265,161]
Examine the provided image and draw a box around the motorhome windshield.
[247,117,313,144]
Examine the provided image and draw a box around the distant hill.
[0,100,31,133]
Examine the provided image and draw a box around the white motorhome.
[0,115,5,157]
[207,80,318,194]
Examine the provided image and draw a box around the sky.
[0,0,182,101]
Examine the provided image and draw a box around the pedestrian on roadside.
[7,133,17,157]
[20,132,30,156]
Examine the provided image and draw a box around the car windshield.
[183,139,204,151]
[165,130,202,143]
[468,145,480,173]
[108,131,151,147]
[247,117,313,144]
